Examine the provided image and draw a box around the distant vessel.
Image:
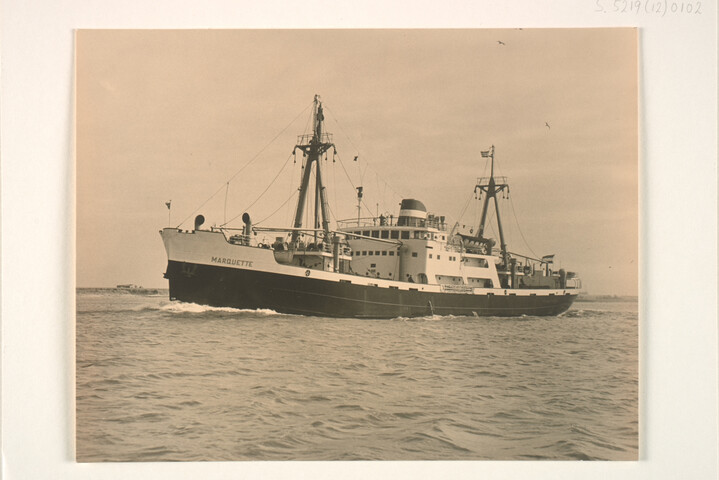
[160,96,580,318]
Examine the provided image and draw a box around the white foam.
[158,301,279,316]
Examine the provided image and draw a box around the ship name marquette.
[211,256,253,267]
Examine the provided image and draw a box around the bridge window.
[382,251,387,256]
[390,230,399,239]
[401,231,410,239]
[389,251,395,256]
[371,230,379,238]
[381,230,389,239]
[362,230,370,236]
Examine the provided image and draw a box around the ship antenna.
[356,186,363,226]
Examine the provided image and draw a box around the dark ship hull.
[164,259,576,319]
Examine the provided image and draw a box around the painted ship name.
[440,284,474,294]
[211,256,253,267]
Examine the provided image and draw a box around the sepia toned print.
[76,29,638,461]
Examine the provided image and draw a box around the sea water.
[76,290,638,461]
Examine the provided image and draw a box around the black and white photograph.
[75,28,638,461]
[1,1,717,479]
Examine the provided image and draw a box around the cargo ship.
[160,95,581,318]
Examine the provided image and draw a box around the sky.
[76,29,638,294]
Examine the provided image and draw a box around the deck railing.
[296,132,333,145]
[337,216,448,231]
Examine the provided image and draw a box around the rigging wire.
[334,152,376,218]
[324,106,406,209]
[324,106,363,157]
[453,155,491,234]
[176,100,312,228]
[221,152,295,227]
[509,195,539,258]
[453,190,476,231]
[223,182,229,224]
[332,151,338,221]
[486,206,497,239]
[286,151,298,225]
[480,156,490,183]
[255,189,298,225]
[301,104,314,137]
[487,148,538,257]
[325,196,339,225]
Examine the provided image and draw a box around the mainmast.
[291,95,335,244]
[474,145,510,266]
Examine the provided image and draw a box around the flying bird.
[497,40,505,45]
[353,155,359,161]
[545,121,551,129]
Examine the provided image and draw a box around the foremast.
[290,95,335,244]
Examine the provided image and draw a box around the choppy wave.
[76,293,638,461]
[561,308,631,318]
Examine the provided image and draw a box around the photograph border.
[2,1,717,479]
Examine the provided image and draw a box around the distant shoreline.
[77,287,168,295]
[576,294,638,302]
[76,288,636,302]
